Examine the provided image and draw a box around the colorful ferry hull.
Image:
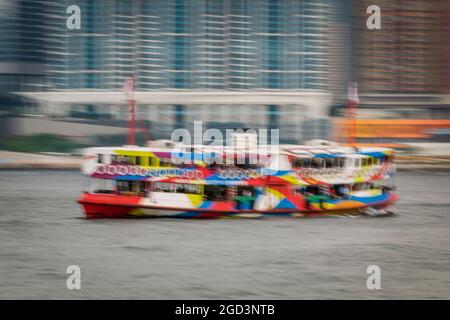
[78,191,399,219]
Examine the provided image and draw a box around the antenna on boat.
[123,76,136,146]
[346,82,359,146]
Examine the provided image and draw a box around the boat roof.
[84,144,394,158]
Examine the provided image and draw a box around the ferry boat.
[77,137,399,219]
[78,79,398,218]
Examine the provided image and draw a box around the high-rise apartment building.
[355,0,450,94]
[3,0,449,143]
[0,0,46,103]
[42,0,335,92]
[14,0,341,142]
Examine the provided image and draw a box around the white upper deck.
[84,142,394,158]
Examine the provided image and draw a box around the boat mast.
[346,82,359,146]
[124,76,136,146]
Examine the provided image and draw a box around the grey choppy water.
[0,170,449,299]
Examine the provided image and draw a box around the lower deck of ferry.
[78,180,399,219]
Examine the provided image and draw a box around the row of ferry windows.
[97,154,173,167]
[292,156,391,169]
[97,153,392,169]
[115,182,247,201]
[114,181,202,195]
[97,154,260,168]
[117,181,202,194]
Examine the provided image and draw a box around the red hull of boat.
[78,193,399,219]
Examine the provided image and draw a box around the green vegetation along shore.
[0,134,87,153]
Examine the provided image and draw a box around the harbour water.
[0,170,449,299]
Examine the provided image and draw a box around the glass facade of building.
[21,0,342,143]
[355,0,450,94]
[0,0,45,97]
[43,0,336,91]
[2,0,449,143]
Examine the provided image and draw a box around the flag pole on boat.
[346,82,359,146]
[123,76,136,146]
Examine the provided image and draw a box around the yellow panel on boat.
[187,194,203,207]
[280,175,306,186]
[128,208,146,216]
[115,149,156,157]
[332,200,364,210]
[266,188,284,199]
